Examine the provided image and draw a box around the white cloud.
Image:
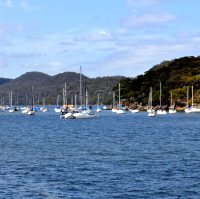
[48,62,63,71]
[4,0,12,7]
[0,0,40,11]
[81,30,200,77]
[123,12,176,27]
[2,51,45,58]
[24,61,64,73]
[20,0,40,12]
[21,0,29,11]
[77,30,113,42]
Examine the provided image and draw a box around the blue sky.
[0,0,200,78]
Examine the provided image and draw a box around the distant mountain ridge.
[0,78,12,86]
[0,71,125,105]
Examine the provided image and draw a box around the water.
[0,110,200,198]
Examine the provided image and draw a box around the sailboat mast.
[113,92,115,108]
[56,94,59,107]
[192,85,193,108]
[150,87,152,109]
[10,90,12,107]
[97,93,99,108]
[31,86,34,111]
[119,83,121,107]
[170,92,172,107]
[80,66,83,108]
[86,88,88,109]
[159,81,162,107]
[64,82,67,107]
[186,87,189,107]
[62,88,65,106]
[75,94,77,108]
[43,97,45,107]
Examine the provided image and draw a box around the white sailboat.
[169,92,176,114]
[111,92,117,112]
[27,87,35,115]
[130,109,139,113]
[157,81,167,115]
[73,66,97,119]
[148,87,155,117]
[21,94,29,113]
[191,86,200,112]
[40,97,48,112]
[8,90,16,113]
[61,82,75,119]
[96,93,101,112]
[185,86,192,113]
[116,83,125,114]
[54,94,61,112]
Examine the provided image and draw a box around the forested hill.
[0,72,124,105]
[119,56,200,107]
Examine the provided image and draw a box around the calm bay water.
[0,110,200,198]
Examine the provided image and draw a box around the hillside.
[119,56,200,107]
[0,72,124,105]
[0,78,12,85]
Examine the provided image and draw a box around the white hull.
[73,111,97,119]
[22,109,29,114]
[112,108,118,112]
[116,109,126,114]
[169,109,176,114]
[9,109,15,113]
[130,109,139,113]
[27,110,35,115]
[191,108,200,112]
[96,108,101,112]
[54,107,61,112]
[102,105,109,110]
[185,108,192,113]
[64,113,75,119]
[148,110,155,117]
[157,109,167,115]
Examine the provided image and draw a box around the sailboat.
[169,92,176,114]
[60,82,75,119]
[111,92,117,112]
[190,86,200,112]
[0,98,5,111]
[8,90,17,113]
[96,93,101,112]
[130,109,139,113]
[116,83,125,114]
[185,86,192,113]
[27,87,35,115]
[157,81,167,114]
[54,94,61,112]
[40,98,48,112]
[148,87,155,117]
[8,90,14,112]
[73,66,96,119]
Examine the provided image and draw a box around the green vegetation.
[118,56,200,107]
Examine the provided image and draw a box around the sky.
[0,0,200,78]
